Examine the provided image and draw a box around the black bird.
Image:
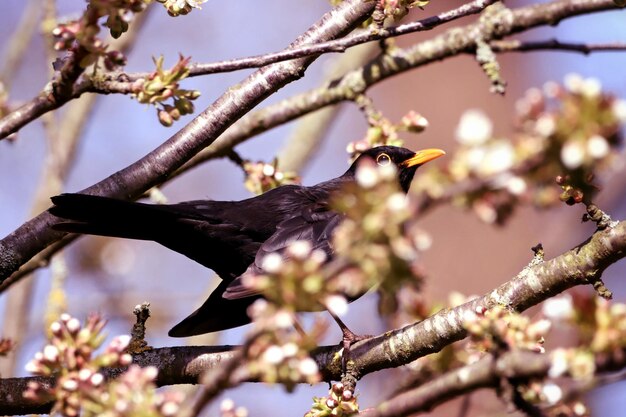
[49,146,445,337]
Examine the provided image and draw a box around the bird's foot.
[339,326,372,373]
[327,309,372,372]
[341,327,371,352]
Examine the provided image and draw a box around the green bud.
[175,98,195,115]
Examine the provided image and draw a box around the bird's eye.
[376,153,391,166]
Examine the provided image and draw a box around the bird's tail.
[49,193,180,241]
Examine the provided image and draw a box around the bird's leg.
[327,310,371,371]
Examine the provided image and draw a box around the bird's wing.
[222,205,343,300]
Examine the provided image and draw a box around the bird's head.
[347,146,446,193]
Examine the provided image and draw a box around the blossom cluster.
[244,300,323,391]
[51,0,150,71]
[347,110,428,161]
[330,0,429,24]
[304,382,358,417]
[130,55,200,126]
[413,75,625,224]
[464,305,550,354]
[155,0,208,17]
[88,365,184,417]
[331,161,426,298]
[24,314,131,416]
[243,241,329,312]
[242,159,300,195]
[24,313,183,417]
[242,160,428,340]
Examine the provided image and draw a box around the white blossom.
[413,230,432,251]
[221,399,235,413]
[455,109,493,145]
[43,345,59,362]
[581,77,602,98]
[298,357,319,376]
[548,349,569,378]
[355,164,379,188]
[564,73,584,93]
[262,164,275,177]
[560,140,585,169]
[262,345,285,364]
[535,115,556,137]
[66,317,81,333]
[288,240,312,259]
[542,383,563,405]
[542,294,574,321]
[282,342,298,357]
[62,379,79,391]
[261,253,283,274]
[480,141,515,175]
[90,373,104,386]
[612,99,626,123]
[543,81,560,98]
[325,294,349,317]
[587,135,610,159]
[78,368,93,381]
[274,310,294,328]
[506,176,527,195]
[465,147,487,172]
[386,192,408,212]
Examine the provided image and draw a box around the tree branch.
[2,219,625,414]
[360,348,625,417]
[0,0,496,141]
[0,0,623,293]
[491,39,626,54]
[171,0,625,180]
[0,0,377,284]
[91,0,497,85]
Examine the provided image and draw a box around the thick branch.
[0,0,376,284]
[2,220,625,414]
[345,221,626,379]
[361,348,626,417]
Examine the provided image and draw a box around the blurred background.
[1,0,625,415]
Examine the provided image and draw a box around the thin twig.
[491,39,626,54]
[0,0,495,140]
[108,0,497,82]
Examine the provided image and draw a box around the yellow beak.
[401,148,446,168]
